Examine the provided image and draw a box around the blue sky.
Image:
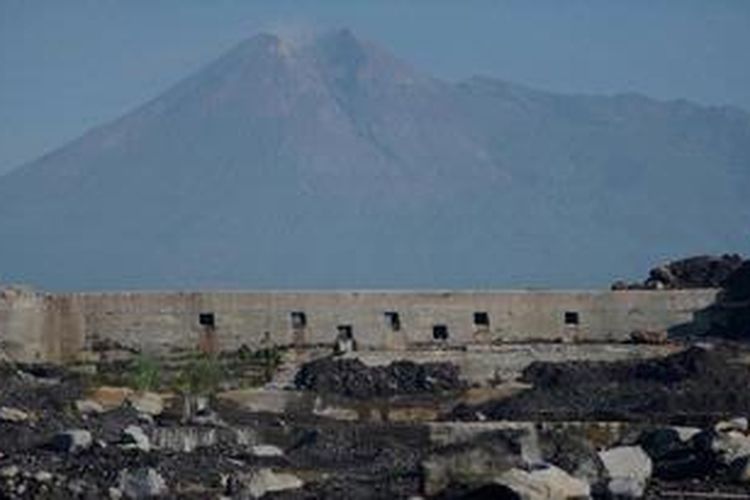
[2,0,749,174]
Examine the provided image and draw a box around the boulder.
[250,444,284,458]
[639,428,683,460]
[538,428,604,487]
[90,386,134,411]
[127,392,164,416]
[75,399,105,415]
[638,427,708,480]
[496,464,591,499]
[34,471,53,483]
[673,427,702,442]
[121,425,151,452]
[227,468,303,498]
[0,465,20,479]
[50,430,93,454]
[422,432,524,495]
[117,468,168,499]
[598,446,652,498]
[711,430,750,465]
[715,417,749,434]
[0,406,30,423]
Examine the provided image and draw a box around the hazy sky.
[2,0,749,174]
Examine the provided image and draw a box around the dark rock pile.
[294,358,464,399]
[450,345,750,423]
[724,261,750,302]
[719,261,750,339]
[612,254,744,290]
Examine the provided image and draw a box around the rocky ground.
[449,343,750,424]
[3,343,750,499]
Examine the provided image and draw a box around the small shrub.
[174,354,224,397]
[129,354,161,392]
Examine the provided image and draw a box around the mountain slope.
[1,30,748,290]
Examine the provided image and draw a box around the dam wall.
[0,288,720,363]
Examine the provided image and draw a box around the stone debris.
[715,417,749,434]
[250,444,284,458]
[452,345,750,422]
[295,357,464,399]
[33,471,53,483]
[0,465,19,479]
[227,468,303,498]
[75,399,105,415]
[5,348,750,498]
[127,392,164,416]
[90,386,134,411]
[117,467,168,499]
[49,429,93,454]
[421,431,525,495]
[711,430,750,465]
[121,425,151,452]
[598,445,653,498]
[0,406,30,423]
[495,464,591,499]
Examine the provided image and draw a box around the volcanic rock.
[295,357,463,399]
[50,430,93,454]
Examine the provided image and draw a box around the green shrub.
[129,354,161,392]
[175,354,224,396]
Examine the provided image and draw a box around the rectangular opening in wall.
[198,313,215,327]
[433,324,449,341]
[473,312,490,328]
[564,311,580,326]
[291,311,307,329]
[384,311,401,331]
[337,324,353,340]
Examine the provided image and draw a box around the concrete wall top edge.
[57,288,721,298]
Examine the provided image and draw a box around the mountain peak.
[304,28,429,88]
[313,28,362,51]
[0,30,746,290]
[220,32,289,63]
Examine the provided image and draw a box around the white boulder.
[0,406,30,423]
[496,464,591,499]
[598,445,652,498]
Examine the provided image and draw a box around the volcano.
[1,29,748,290]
